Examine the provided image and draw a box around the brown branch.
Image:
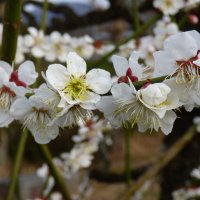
[120,126,196,200]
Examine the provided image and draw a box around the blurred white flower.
[24,27,47,58]
[153,0,184,15]
[91,0,110,10]
[44,31,70,62]
[191,165,200,179]
[153,16,179,49]
[70,35,95,59]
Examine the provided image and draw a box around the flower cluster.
[0,25,114,64]
[153,0,200,15]
[117,16,179,67]
[33,116,110,199]
[172,166,200,200]
[3,29,200,143]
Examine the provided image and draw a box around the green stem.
[133,75,167,90]
[40,0,48,33]
[92,13,161,68]
[38,144,72,200]
[121,126,196,200]
[6,129,28,200]
[124,129,132,186]
[1,0,23,64]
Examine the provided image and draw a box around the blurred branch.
[6,129,28,200]
[92,13,161,68]
[120,126,196,200]
[38,144,72,200]
[124,128,132,186]
[1,0,23,63]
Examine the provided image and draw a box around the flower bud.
[140,83,171,106]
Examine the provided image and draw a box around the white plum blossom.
[0,61,37,127]
[118,39,136,58]
[97,82,180,134]
[112,51,151,84]
[70,35,95,59]
[154,31,200,111]
[153,0,184,15]
[46,52,111,126]
[137,36,156,68]
[154,30,200,83]
[153,16,179,49]
[44,31,70,62]
[24,27,47,58]
[10,91,59,144]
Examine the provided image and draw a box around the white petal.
[83,91,101,104]
[111,55,128,76]
[160,111,176,135]
[129,51,143,79]
[86,69,111,94]
[0,67,10,85]
[66,52,86,76]
[32,47,44,58]
[0,61,12,75]
[0,110,13,127]
[18,61,38,85]
[111,83,134,100]
[5,82,28,97]
[31,125,59,144]
[10,98,31,120]
[50,31,62,43]
[46,64,69,90]
[96,96,115,116]
[28,27,38,37]
[164,31,198,60]
[153,50,176,76]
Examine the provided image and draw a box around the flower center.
[0,86,15,109]
[175,50,200,84]
[63,76,88,101]
[9,71,27,88]
[164,0,173,8]
[118,67,138,83]
[93,40,104,49]
[24,107,51,129]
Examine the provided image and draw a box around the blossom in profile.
[97,82,180,134]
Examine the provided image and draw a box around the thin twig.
[38,144,72,200]
[120,126,196,200]
[6,129,28,200]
